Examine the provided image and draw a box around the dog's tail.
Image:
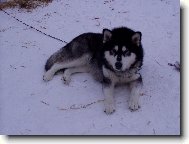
[45,52,57,71]
[45,48,66,71]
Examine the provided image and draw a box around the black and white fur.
[43,27,144,114]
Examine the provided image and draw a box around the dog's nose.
[115,62,122,70]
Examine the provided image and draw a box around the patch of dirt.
[0,0,52,10]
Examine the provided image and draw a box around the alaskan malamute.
[43,27,144,114]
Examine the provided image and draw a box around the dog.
[43,27,144,114]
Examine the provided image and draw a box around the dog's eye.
[109,50,113,55]
[110,49,117,56]
[123,50,131,57]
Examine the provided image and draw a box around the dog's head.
[102,27,142,72]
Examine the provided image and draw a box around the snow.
[0,0,180,135]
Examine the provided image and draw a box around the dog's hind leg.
[43,55,90,81]
[43,63,66,81]
[62,66,90,85]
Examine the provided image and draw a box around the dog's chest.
[102,66,139,84]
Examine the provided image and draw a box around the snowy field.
[0,0,180,135]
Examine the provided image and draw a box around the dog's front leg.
[103,83,115,114]
[129,78,142,111]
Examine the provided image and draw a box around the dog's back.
[45,33,103,71]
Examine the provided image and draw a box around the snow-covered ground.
[0,0,180,135]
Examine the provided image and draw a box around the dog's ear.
[103,29,112,43]
[132,31,142,46]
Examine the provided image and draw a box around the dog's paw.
[62,76,71,85]
[104,103,116,114]
[43,71,53,82]
[129,99,140,111]
[62,72,71,85]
